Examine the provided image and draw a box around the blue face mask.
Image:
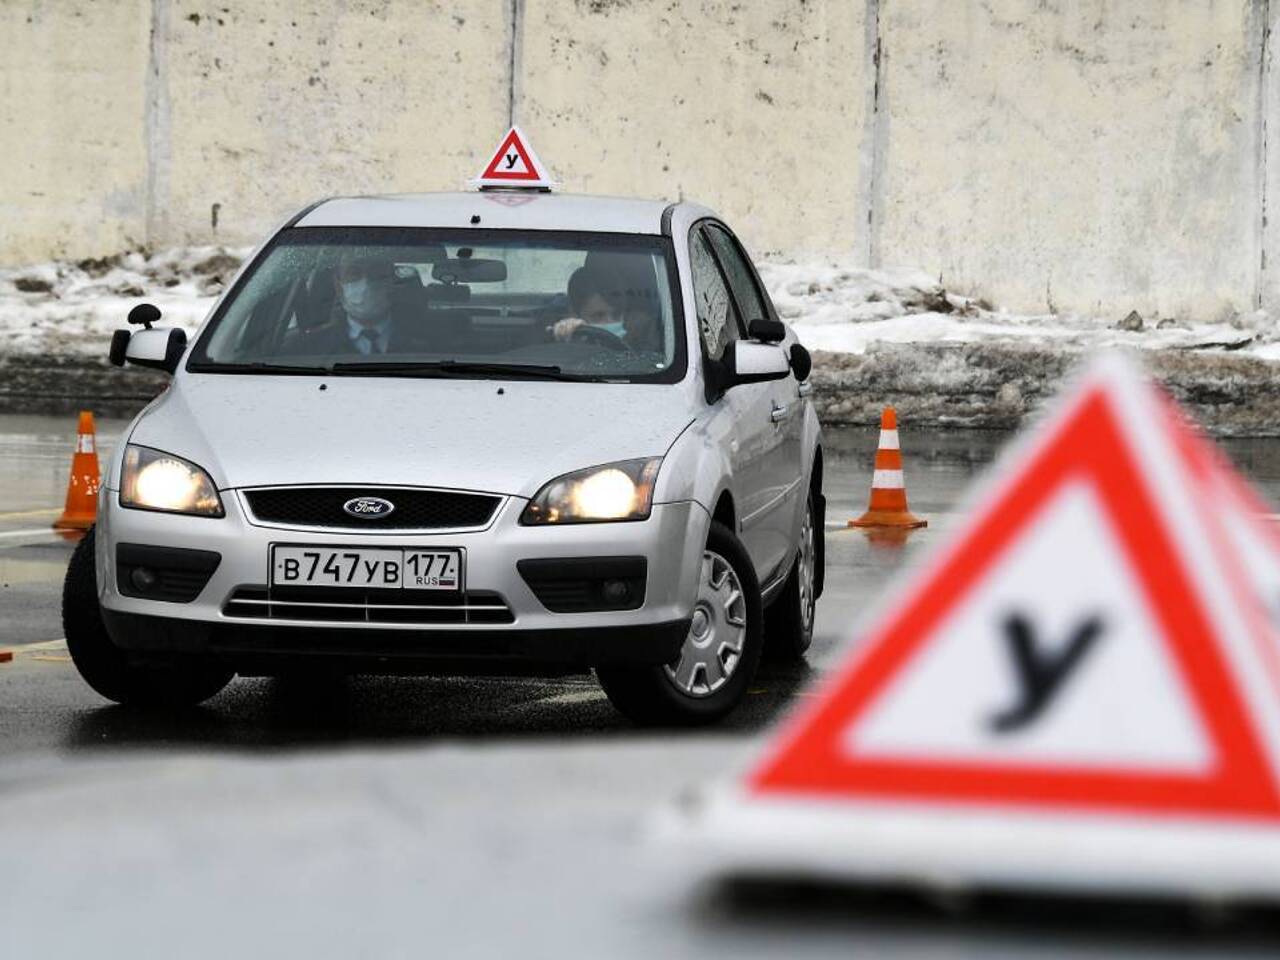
[597,320,627,338]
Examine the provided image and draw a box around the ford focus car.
[65,182,824,724]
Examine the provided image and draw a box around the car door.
[702,222,802,586]
[689,223,788,583]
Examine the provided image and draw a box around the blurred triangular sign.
[664,355,1280,901]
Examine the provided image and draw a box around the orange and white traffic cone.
[52,410,101,531]
[849,406,927,529]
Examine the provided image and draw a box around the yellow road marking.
[30,655,71,663]
[0,507,60,520]
[0,638,67,656]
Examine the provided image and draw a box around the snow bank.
[3,248,1275,360]
[757,259,1276,357]
[0,247,247,355]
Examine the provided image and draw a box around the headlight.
[521,458,662,525]
[120,444,224,517]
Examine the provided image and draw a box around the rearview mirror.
[433,258,507,283]
[113,326,188,374]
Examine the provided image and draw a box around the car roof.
[295,192,688,235]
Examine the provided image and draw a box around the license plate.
[270,546,463,591]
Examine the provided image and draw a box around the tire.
[63,527,234,708]
[596,520,763,726]
[764,488,819,661]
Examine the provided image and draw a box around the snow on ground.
[1,248,1276,360]
[0,247,246,355]
[756,260,1278,357]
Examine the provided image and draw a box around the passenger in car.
[281,254,429,356]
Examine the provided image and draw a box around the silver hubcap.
[664,550,747,698]
[798,503,816,635]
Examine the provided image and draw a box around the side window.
[704,224,769,328]
[689,228,742,361]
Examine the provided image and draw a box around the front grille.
[243,487,501,530]
[222,585,514,625]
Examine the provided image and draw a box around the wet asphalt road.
[6,413,1280,957]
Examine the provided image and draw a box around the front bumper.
[101,608,690,674]
[96,489,708,669]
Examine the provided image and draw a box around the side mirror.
[715,340,790,393]
[748,317,786,343]
[119,326,188,374]
[789,342,812,382]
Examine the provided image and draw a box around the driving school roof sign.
[472,126,555,190]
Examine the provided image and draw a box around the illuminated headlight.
[120,444,224,517]
[521,458,661,525]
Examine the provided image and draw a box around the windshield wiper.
[329,360,577,380]
[187,361,334,374]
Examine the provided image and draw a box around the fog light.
[601,579,631,605]
[130,567,158,592]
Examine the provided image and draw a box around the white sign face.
[472,126,554,189]
[847,480,1211,772]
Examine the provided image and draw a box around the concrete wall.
[1,0,1277,320]
[0,2,152,261]
[519,0,869,256]
[158,1,510,247]
[876,0,1265,319]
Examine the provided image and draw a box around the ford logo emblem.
[343,496,396,519]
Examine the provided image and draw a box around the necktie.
[355,329,379,355]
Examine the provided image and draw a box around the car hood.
[127,374,695,498]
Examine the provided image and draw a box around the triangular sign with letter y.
[473,125,554,189]
[750,356,1280,822]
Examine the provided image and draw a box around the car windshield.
[188,227,685,382]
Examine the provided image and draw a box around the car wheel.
[63,526,234,708]
[596,520,763,726]
[764,488,819,661]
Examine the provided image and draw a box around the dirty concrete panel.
[877,0,1262,319]
[519,0,868,260]
[0,2,151,264]
[157,2,510,248]
[1260,0,1280,312]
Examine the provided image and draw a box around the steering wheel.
[570,323,630,352]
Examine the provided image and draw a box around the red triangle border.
[479,129,543,182]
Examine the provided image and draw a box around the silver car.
[64,191,825,724]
